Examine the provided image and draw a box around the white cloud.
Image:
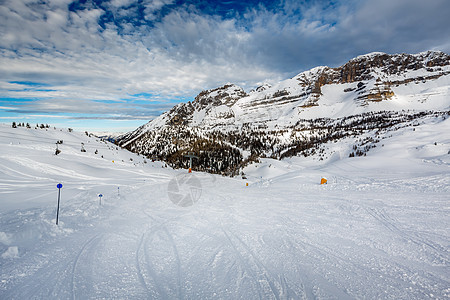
[109,0,135,8]
[143,0,174,20]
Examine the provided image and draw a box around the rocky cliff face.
[118,51,450,175]
[339,51,449,82]
[335,51,449,103]
[167,84,246,127]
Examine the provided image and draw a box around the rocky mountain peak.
[193,84,247,110]
[338,51,450,83]
[251,83,272,93]
[161,84,247,127]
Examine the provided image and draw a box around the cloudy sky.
[1,0,449,132]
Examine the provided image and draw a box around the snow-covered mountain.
[119,51,450,175]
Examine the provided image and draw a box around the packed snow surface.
[0,122,449,299]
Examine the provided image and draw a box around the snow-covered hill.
[118,51,450,175]
[0,125,168,212]
[1,118,449,298]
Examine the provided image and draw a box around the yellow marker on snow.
[321,177,327,185]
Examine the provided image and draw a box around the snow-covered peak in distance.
[250,83,272,93]
[193,83,247,110]
[350,51,387,61]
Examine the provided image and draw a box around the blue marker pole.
[56,183,63,225]
[99,194,103,206]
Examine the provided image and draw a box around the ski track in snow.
[223,227,304,300]
[70,233,104,300]
[363,206,449,265]
[136,230,167,299]
[138,211,183,299]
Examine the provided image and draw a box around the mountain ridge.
[118,51,450,175]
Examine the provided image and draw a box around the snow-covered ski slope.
[0,121,449,299]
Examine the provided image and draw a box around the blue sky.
[1,0,449,132]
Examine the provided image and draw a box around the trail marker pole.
[56,183,63,225]
[99,194,103,205]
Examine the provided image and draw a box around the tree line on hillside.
[119,110,449,176]
[12,122,51,129]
